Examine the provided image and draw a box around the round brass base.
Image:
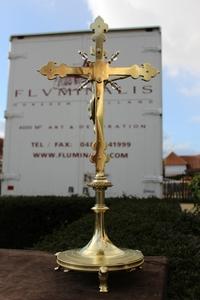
[56,248,144,292]
[56,248,144,272]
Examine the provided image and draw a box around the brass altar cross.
[39,16,160,292]
[39,16,159,178]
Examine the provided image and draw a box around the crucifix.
[39,16,159,293]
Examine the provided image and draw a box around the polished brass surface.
[56,249,144,271]
[39,61,159,82]
[39,16,159,292]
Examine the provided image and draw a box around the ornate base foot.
[55,253,70,273]
[54,265,62,271]
[98,267,108,292]
[63,268,70,273]
[54,265,70,272]
[128,265,143,272]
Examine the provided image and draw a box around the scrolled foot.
[63,269,70,273]
[127,267,136,272]
[98,267,108,293]
[54,265,62,271]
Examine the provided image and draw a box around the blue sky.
[1,0,200,157]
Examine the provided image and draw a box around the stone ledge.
[0,249,168,300]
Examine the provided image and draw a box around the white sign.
[2,27,162,197]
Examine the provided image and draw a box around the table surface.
[0,249,168,300]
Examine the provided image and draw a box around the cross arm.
[108,63,159,81]
[38,61,91,80]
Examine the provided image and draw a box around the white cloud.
[86,0,200,77]
[163,134,195,157]
[190,116,200,124]
[30,0,56,9]
[180,83,200,97]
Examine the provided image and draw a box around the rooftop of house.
[181,155,200,170]
[164,152,187,166]
[164,152,200,171]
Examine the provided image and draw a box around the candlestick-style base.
[56,248,143,292]
[55,175,144,292]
